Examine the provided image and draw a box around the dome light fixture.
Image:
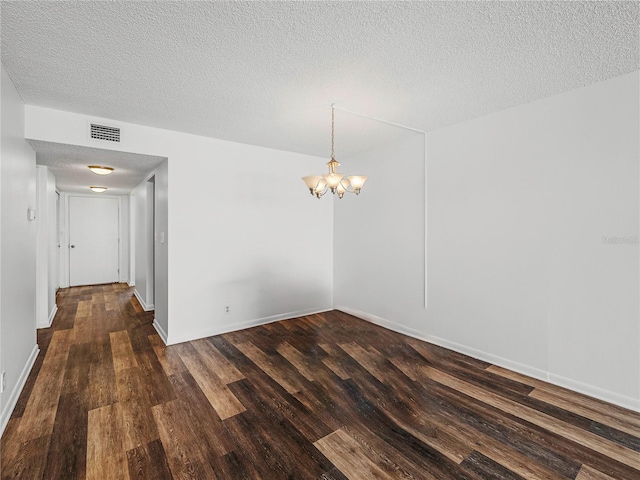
[88,165,114,175]
[302,104,367,199]
[90,186,108,193]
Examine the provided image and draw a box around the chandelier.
[302,105,368,199]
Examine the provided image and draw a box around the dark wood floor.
[1,284,639,479]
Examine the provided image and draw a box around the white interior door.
[69,196,119,286]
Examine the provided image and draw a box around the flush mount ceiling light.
[89,186,107,193]
[88,165,114,175]
[302,105,367,199]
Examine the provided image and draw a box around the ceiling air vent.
[90,123,120,142]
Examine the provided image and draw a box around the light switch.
[160,232,165,244]
[27,208,36,221]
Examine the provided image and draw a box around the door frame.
[56,190,61,291]
[146,176,155,309]
[61,193,125,288]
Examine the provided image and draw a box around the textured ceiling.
[29,140,166,195]
[2,1,639,162]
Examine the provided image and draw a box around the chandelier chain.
[331,105,335,159]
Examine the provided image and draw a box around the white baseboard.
[424,333,638,411]
[36,304,57,330]
[153,319,168,344]
[166,307,333,345]
[46,304,58,328]
[547,373,640,412]
[422,333,550,382]
[338,307,425,339]
[133,289,154,312]
[127,281,135,287]
[337,307,640,413]
[0,344,40,437]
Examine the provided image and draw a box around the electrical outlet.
[1,371,5,394]
[224,305,230,314]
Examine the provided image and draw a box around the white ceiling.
[29,140,166,195]
[2,1,638,190]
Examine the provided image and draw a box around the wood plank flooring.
[2,284,639,479]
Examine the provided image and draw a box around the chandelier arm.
[315,184,329,198]
[338,179,355,193]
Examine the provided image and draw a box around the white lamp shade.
[90,186,107,193]
[89,166,114,175]
[347,175,368,190]
[302,175,323,190]
[322,172,344,189]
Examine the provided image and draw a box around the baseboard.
[0,344,40,437]
[127,281,135,287]
[338,307,425,339]
[422,332,550,382]
[548,373,640,412]
[166,307,333,345]
[424,334,639,412]
[46,304,58,328]
[133,289,154,312]
[337,307,640,413]
[153,319,169,344]
[36,303,58,330]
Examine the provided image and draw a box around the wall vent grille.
[90,124,120,142]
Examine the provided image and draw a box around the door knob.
[70,245,75,248]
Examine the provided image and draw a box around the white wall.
[36,165,58,328]
[335,71,640,411]
[146,179,155,307]
[334,130,426,322]
[129,191,136,285]
[133,178,150,309]
[131,173,158,313]
[119,195,130,283]
[25,107,334,345]
[1,66,39,435]
[153,161,168,339]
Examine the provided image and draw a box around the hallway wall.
[0,66,39,434]
[36,165,58,328]
[132,177,153,311]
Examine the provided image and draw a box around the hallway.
[2,285,640,479]
[1,284,160,478]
